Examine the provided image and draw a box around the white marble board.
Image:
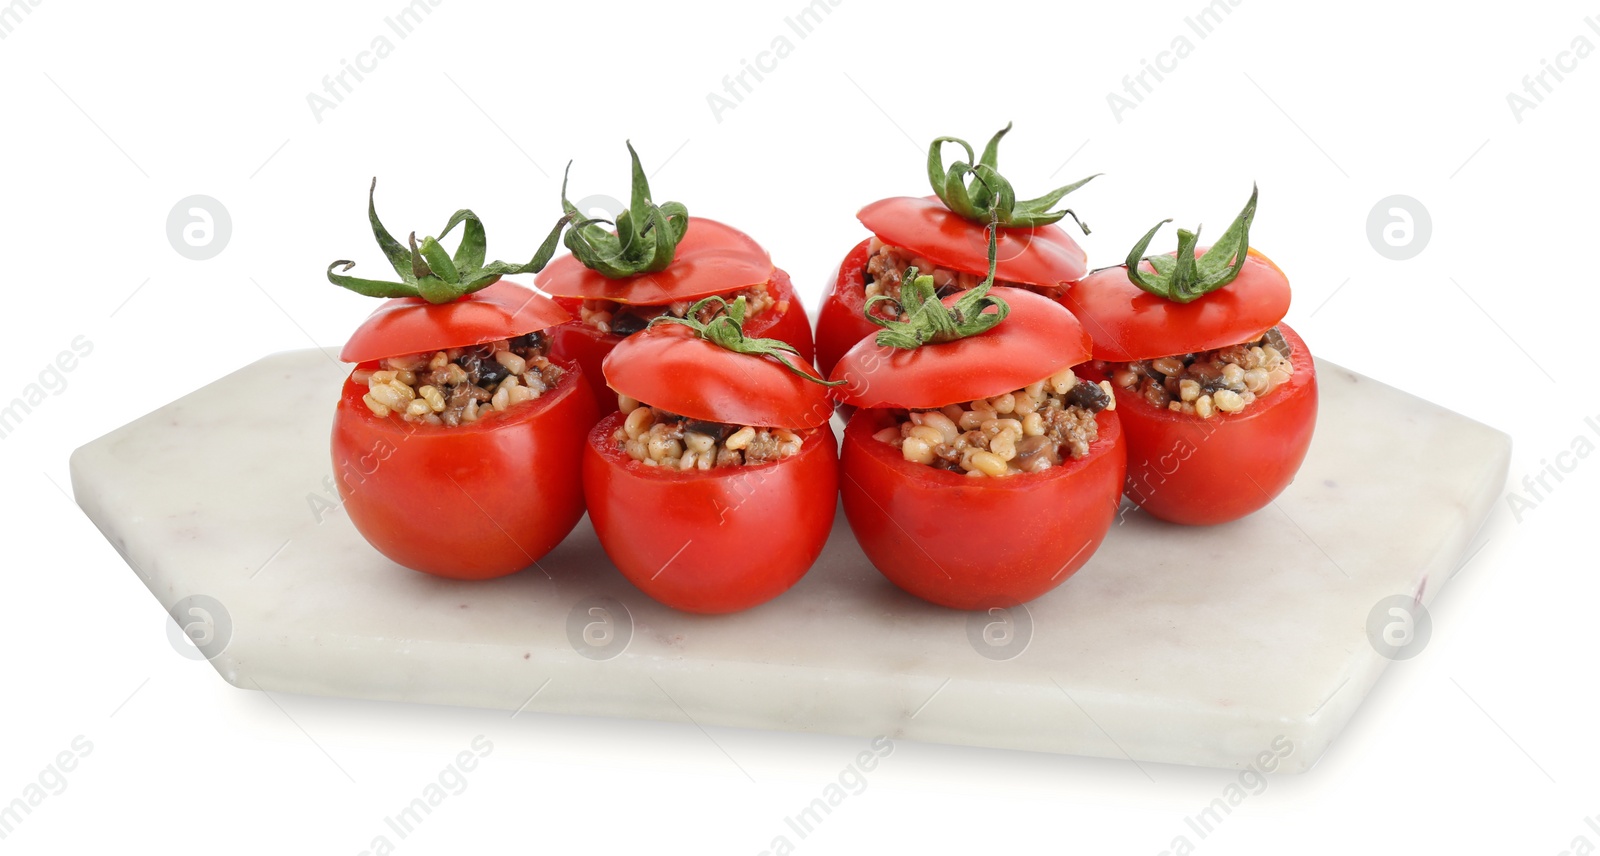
[69,349,1509,772]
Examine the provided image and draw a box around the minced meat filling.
[613,396,805,471]
[1104,327,1295,418]
[355,333,563,426]
[579,282,780,336]
[872,369,1115,478]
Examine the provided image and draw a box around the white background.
[2,0,1597,853]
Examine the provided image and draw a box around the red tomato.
[583,413,838,614]
[1065,248,1314,525]
[550,267,814,414]
[584,323,836,612]
[815,198,1087,376]
[1061,249,1292,362]
[1092,323,1317,526]
[829,287,1091,410]
[340,280,571,364]
[332,358,598,579]
[828,288,1123,609]
[602,324,831,429]
[333,283,598,579]
[585,324,838,614]
[839,408,1125,610]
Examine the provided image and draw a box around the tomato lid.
[858,196,1088,287]
[536,217,773,305]
[339,281,571,364]
[829,287,1092,410]
[1064,249,1291,362]
[603,324,831,430]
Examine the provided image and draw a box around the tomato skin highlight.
[330,360,599,580]
[550,268,814,415]
[839,408,1126,610]
[582,413,839,614]
[339,281,572,365]
[1101,323,1318,526]
[1062,249,1293,362]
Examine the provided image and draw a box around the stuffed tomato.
[582,297,837,614]
[1062,186,1317,526]
[815,123,1097,377]
[536,142,813,415]
[828,231,1125,610]
[328,182,598,579]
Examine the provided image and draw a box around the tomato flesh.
[331,360,598,579]
[840,407,1125,610]
[1097,323,1317,526]
[551,268,814,415]
[583,413,838,614]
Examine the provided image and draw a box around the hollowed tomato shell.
[583,412,839,614]
[331,358,599,579]
[840,407,1125,610]
[1094,323,1317,526]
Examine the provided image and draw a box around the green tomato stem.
[648,297,842,387]
[927,123,1100,231]
[1125,184,1259,304]
[328,179,563,304]
[865,220,1011,349]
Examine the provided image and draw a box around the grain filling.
[612,395,807,471]
[354,333,563,426]
[873,369,1115,478]
[579,282,781,336]
[863,238,1029,320]
[1105,327,1295,418]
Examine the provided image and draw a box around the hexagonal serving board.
[70,349,1508,772]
